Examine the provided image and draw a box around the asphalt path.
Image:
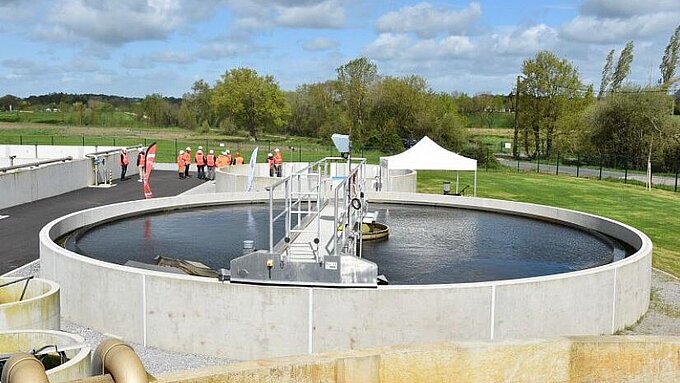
[0,171,203,275]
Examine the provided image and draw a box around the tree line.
[515,25,680,172]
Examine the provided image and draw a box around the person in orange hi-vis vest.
[206,149,216,180]
[137,149,146,182]
[234,152,244,165]
[177,150,186,179]
[273,148,283,177]
[183,147,192,178]
[119,149,129,181]
[224,149,233,166]
[195,146,206,179]
[267,152,275,177]
[216,151,229,168]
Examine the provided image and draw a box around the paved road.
[0,171,204,275]
[498,157,679,188]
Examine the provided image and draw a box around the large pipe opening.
[92,339,148,383]
[0,353,49,383]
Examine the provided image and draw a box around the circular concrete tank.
[39,192,652,360]
[0,330,91,383]
[0,277,60,331]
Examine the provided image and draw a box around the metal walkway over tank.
[230,157,378,287]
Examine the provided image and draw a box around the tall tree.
[519,51,584,158]
[660,25,680,88]
[212,68,290,139]
[585,86,678,188]
[598,49,615,99]
[179,79,214,131]
[336,57,378,145]
[610,41,634,92]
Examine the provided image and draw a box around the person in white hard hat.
[195,147,206,179]
[206,149,216,180]
[119,149,129,181]
[273,148,283,177]
[177,150,186,179]
[267,152,275,177]
[183,147,192,178]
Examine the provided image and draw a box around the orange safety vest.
[206,154,215,167]
[216,155,227,167]
[195,153,205,166]
[274,152,283,164]
[225,154,232,165]
[183,152,191,165]
[121,153,129,165]
[177,154,185,170]
[235,156,244,165]
[138,153,145,167]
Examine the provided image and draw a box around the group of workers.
[119,148,146,182]
[119,145,285,183]
[177,146,246,180]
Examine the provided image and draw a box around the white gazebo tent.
[379,136,477,196]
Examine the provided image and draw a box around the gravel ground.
[3,261,678,375]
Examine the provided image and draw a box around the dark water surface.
[63,203,630,284]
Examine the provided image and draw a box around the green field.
[417,169,680,278]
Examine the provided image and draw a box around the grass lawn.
[417,168,680,278]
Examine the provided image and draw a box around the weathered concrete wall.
[0,330,91,383]
[153,337,680,383]
[39,193,652,360]
[0,277,60,331]
[0,146,140,209]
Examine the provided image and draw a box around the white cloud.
[302,37,339,51]
[376,2,482,38]
[493,24,559,56]
[580,0,680,18]
[561,12,680,44]
[364,33,475,61]
[40,0,225,45]
[276,0,345,28]
[151,51,195,64]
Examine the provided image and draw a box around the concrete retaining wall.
[153,336,679,383]
[0,277,60,331]
[215,163,417,193]
[0,330,91,383]
[39,192,652,360]
[0,145,140,209]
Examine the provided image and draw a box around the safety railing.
[325,158,367,259]
[0,157,72,173]
[266,158,329,260]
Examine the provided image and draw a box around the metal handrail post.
[285,180,291,240]
[269,187,274,253]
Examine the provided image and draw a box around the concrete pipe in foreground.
[92,339,147,383]
[1,353,49,383]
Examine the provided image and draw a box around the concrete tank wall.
[0,146,140,209]
[39,192,652,360]
[0,277,60,331]
[0,330,91,383]
[215,163,417,193]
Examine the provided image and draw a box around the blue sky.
[0,0,678,98]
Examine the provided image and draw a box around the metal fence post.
[299,144,302,162]
[576,153,580,178]
[174,139,177,155]
[624,157,628,184]
[486,148,489,171]
[517,158,520,172]
[675,156,679,192]
[82,135,85,146]
[113,138,116,146]
[51,136,54,145]
[599,154,603,180]
[20,135,23,145]
[536,156,540,173]
[556,152,560,175]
